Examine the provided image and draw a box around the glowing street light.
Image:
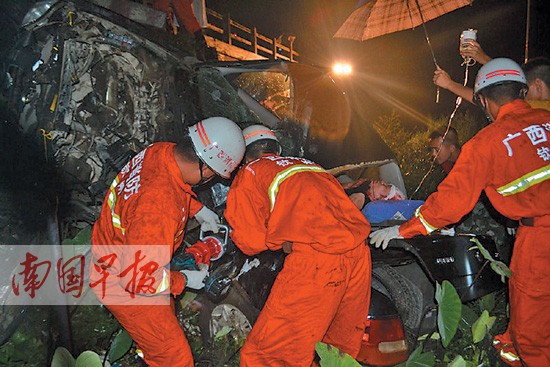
[332,62,353,76]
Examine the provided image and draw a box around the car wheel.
[372,264,424,351]
[195,284,260,366]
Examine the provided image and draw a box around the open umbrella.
[335,0,474,103]
[334,0,473,42]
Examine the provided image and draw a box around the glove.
[195,206,220,234]
[181,264,209,290]
[506,227,517,236]
[369,225,402,250]
[170,252,197,271]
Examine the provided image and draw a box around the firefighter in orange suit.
[225,125,372,366]
[370,59,550,367]
[151,0,209,59]
[152,0,201,35]
[90,117,245,367]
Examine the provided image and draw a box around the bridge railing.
[205,9,299,62]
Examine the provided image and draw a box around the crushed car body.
[2,1,506,365]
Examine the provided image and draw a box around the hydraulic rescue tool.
[170,225,229,271]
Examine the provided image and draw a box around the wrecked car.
[2,0,505,365]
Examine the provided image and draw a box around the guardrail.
[205,9,299,62]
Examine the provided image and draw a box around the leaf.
[479,292,496,313]
[403,345,435,367]
[62,226,92,247]
[490,261,513,283]
[51,347,75,367]
[179,291,198,309]
[108,329,133,363]
[458,304,477,333]
[471,310,496,343]
[315,342,362,367]
[469,238,512,283]
[214,325,233,339]
[448,355,467,367]
[75,351,102,367]
[435,281,462,348]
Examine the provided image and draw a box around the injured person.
[337,175,406,210]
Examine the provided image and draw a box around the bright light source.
[332,62,353,76]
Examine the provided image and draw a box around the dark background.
[1,0,549,127]
[207,0,550,126]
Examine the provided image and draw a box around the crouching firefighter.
[90,117,245,367]
[225,124,373,366]
[369,59,550,366]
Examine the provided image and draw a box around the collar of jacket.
[166,143,197,198]
[496,99,532,120]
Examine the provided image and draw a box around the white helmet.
[242,124,282,153]
[474,58,528,94]
[189,117,245,179]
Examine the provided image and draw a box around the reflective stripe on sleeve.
[152,268,170,295]
[414,206,438,234]
[268,165,325,211]
[497,164,550,196]
[107,176,126,235]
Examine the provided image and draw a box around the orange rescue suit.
[91,142,203,367]
[152,0,201,35]
[399,100,550,366]
[225,155,372,367]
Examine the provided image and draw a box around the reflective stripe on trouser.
[493,333,522,367]
[107,300,193,367]
[499,225,550,366]
[240,243,371,367]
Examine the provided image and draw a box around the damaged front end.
[5,0,259,233]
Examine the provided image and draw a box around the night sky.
[207,0,549,126]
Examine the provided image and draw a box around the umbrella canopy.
[334,0,473,41]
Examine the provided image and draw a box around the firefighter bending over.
[370,59,550,366]
[90,117,245,367]
[225,124,372,366]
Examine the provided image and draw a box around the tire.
[372,265,424,352]
[195,284,260,366]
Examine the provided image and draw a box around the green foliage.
[51,347,102,367]
[0,307,51,367]
[69,305,120,356]
[404,283,508,367]
[469,237,512,282]
[372,111,486,199]
[108,329,133,363]
[75,351,102,367]
[0,329,48,367]
[471,310,496,343]
[233,72,291,119]
[435,281,461,347]
[315,342,362,367]
[51,347,75,367]
[61,226,92,247]
[447,355,467,367]
[396,345,435,367]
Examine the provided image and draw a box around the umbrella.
[335,0,474,104]
[334,0,473,42]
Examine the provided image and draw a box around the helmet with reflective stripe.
[189,117,245,179]
[242,124,282,153]
[474,58,528,94]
